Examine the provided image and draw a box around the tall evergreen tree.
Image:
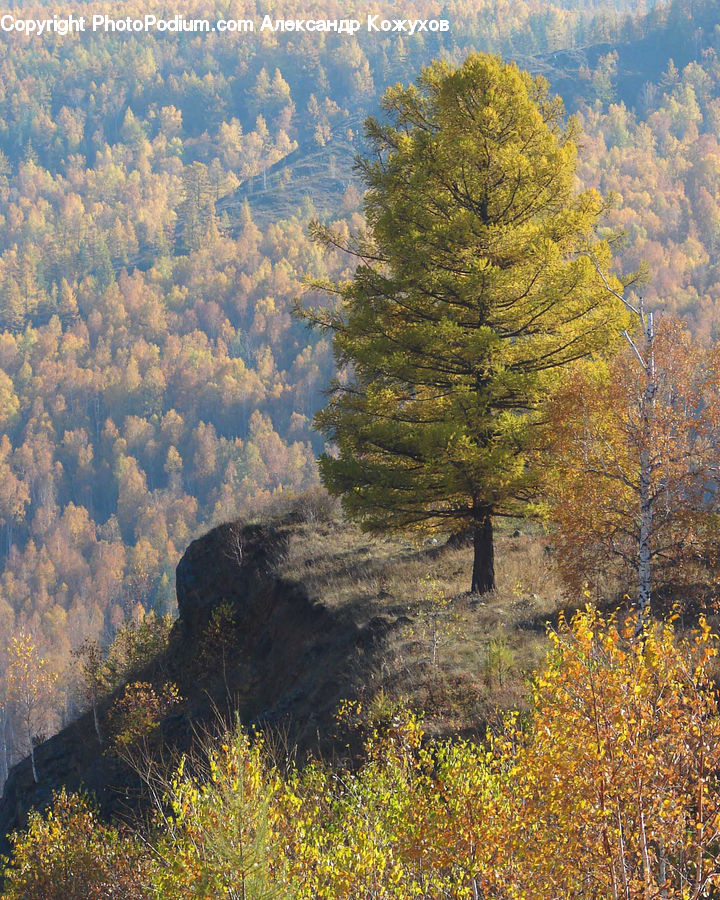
[304,54,629,593]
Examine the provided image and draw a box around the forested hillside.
[0,0,716,778]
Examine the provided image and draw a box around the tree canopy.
[544,316,720,602]
[1,0,720,779]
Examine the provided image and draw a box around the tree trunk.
[471,509,495,594]
[92,696,103,745]
[636,309,656,635]
[28,725,38,784]
[637,445,653,631]
[0,710,7,787]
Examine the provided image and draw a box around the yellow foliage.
[6,609,720,900]
[2,789,149,899]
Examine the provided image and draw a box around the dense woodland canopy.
[0,0,717,776]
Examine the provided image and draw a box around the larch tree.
[303,54,629,593]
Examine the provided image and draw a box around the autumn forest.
[3,0,720,895]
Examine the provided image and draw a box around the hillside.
[4,3,720,892]
[0,0,720,783]
[0,498,561,849]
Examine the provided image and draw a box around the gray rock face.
[0,519,273,854]
[0,518,392,855]
[175,521,275,632]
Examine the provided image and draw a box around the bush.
[152,728,289,899]
[7,609,720,900]
[485,609,720,898]
[2,789,150,900]
[107,680,182,752]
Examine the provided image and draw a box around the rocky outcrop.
[0,518,395,852]
[175,521,275,632]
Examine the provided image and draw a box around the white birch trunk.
[634,308,655,633]
[638,445,652,623]
[28,722,38,783]
[0,709,7,787]
[596,263,657,633]
[92,694,103,745]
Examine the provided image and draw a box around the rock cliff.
[0,518,394,851]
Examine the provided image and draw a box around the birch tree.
[544,314,720,626]
[604,276,659,627]
[72,638,108,745]
[6,631,58,784]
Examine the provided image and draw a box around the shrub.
[108,680,182,752]
[7,608,720,900]
[485,609,720,898]
[1,789,150,900]
[152,727,289,899]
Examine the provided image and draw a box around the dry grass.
[241,489,720,745]
[271,507,569,739]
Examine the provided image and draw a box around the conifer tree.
[305,54,629,593]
